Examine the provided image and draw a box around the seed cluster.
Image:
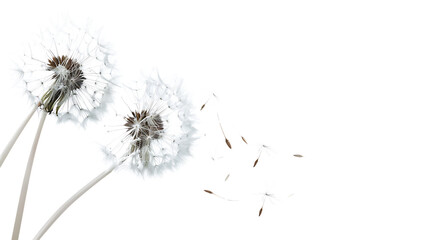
[124,110,164,153]
[41,55,85,114]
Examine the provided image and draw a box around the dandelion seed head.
[124,109,165,152]
[17,20,115,125]
[105,73,197,176]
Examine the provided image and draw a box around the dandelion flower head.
[105,73,197,176]
[17,20,114,125]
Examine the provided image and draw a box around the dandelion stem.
[0,103,38,168]
[12,110,47,240]
[33,161,123,240]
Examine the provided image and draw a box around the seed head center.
[53,65,70,80]
[41,55,86,114]
[47,55,85,90]
[125,110,164,151]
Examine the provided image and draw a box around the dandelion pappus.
[253,145,270,167]
[258,192,276,217]
[203,189,237,201]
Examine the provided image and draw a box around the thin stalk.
[33,162,123,240]
[12,111,47,240]
[0,103,39,168]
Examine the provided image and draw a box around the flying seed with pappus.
[258,192,275,217]
[200,93,217,111]
[203,189,237,201]
[200,93,231,148]
[217,113,231,149]
[252,145,269,167]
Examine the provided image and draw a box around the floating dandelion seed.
[217,113,232,149]
[200,92,217,111]
[241,136,248,144]
[199,93,230,149]
[253,145,270,167]
[203,189,236,201]
[258,192,276,217]
[34,73,197,239]
[7,20,115,240]
[293,154,303,158]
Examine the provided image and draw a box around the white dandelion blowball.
[105,73,197,176]
[17,20,115,125]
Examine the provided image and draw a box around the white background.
[1,0,429,239]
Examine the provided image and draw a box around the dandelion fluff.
[18,20,115,125]
[105,73,197,176]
